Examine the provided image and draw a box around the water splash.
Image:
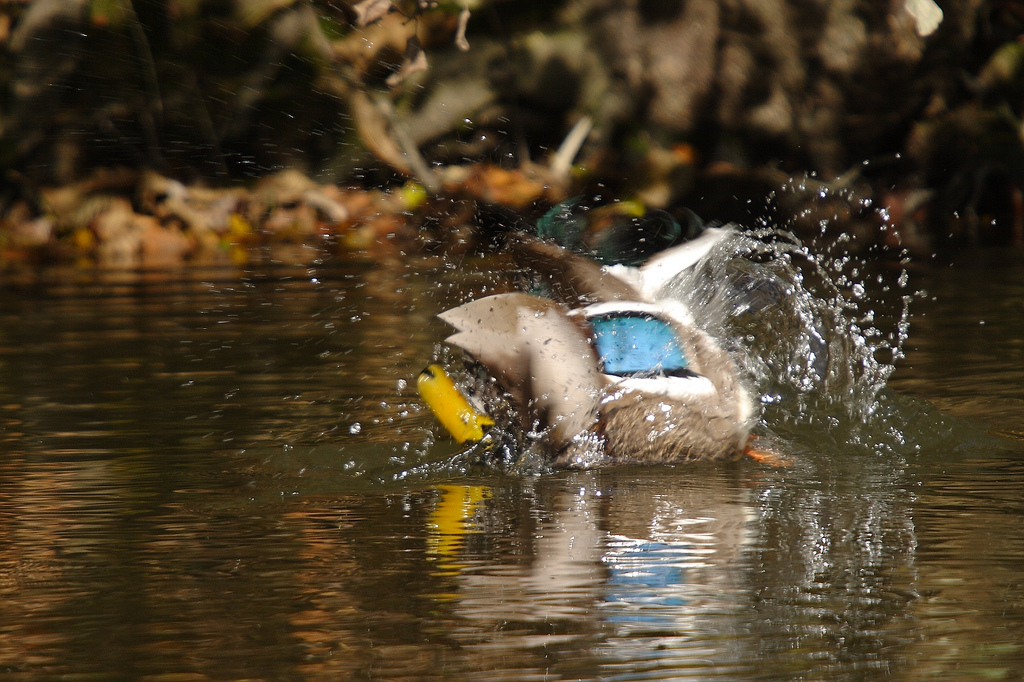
[412,224,925,471]
[661,227,913,446]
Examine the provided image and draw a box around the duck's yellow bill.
[417,364,494,443]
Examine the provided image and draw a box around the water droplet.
[396,378,407,391]
[349,422,362,434]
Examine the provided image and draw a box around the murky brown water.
[0,246,1022,680]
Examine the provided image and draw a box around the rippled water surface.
[0,247,1022,680]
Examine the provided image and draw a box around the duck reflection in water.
[425,471,754,659]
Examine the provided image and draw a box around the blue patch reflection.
[602,538,692,624]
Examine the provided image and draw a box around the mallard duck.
[418,227,755,467]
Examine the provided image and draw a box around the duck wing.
[439,293,604,449]
[506,234,641,305]
[509,227,731,305]
[604,226,732,300]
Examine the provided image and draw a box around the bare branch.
[349,90,411,175]
[373,93,441,194]
[550,116,593,180]
[455,7,471,52]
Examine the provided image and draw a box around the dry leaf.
[386,35,429,87]
[352,0,395,27]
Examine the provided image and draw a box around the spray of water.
[664,225,913,450]
[406,218,921,476]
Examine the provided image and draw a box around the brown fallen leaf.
[141,221,192,266]
[352,0,395,27]
[386,35,429,87]
[453,164,548,209]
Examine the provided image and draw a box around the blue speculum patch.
[589,314,689,376]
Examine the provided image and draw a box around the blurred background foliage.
[1,0,1024,257]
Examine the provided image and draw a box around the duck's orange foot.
[743,435,795,467]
